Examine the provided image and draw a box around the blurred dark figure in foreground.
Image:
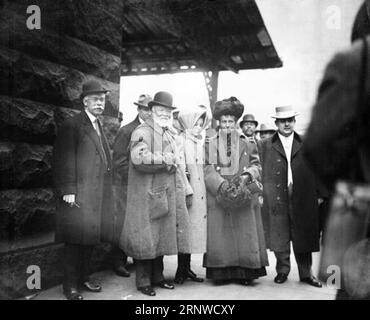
[304,1,370,300]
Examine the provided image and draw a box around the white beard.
[153,115,171,128]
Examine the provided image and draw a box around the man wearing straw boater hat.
[259,106,322,287]
[109,94,152,278]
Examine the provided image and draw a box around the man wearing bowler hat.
[120,91,191,296]
[259,106,322,287]
[240,114,259,144]
[53,79,112,300]
[109,94,152,278]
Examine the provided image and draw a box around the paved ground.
[28,250,336,300]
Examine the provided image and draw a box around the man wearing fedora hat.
[53,79,112,300]
[109,94,152,278]
[259,106,322,287]
[119,91,191,296]
[239,114,259,144]
[256,123,276,140]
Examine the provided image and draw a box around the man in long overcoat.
[203,97,269,285]
[108,94,152,277]
[259,106,322,287]
[53,80,112,300]
[120,91,191,296]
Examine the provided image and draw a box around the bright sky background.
[119,0,362,133]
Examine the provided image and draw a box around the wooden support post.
[203,70,219,128]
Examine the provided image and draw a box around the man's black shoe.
[64,288,83,300]
[138,286,156,296]
[300,276,322,288]
[115,265,130,277]
[82,281,102,292]
[156,281,175,289]
[274,273,288,284]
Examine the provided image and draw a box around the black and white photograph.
[0,0,369,306]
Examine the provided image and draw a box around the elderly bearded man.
[120,91,191,296]
[259,106,322,287]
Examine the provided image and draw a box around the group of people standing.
[52,81,323,299]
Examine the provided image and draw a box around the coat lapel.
[271,133,287,159]
[81,111,107,163]
[291,133,303,159]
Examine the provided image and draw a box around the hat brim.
[256,129,276,133]
[80,90,110,100]
[134,102,150,108]
[271,112,300,119]
[239,120,258,128]
[148,100,176,109]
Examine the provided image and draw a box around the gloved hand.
[186,194,193,208]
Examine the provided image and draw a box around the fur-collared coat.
[203,130,269,269]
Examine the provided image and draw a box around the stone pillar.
[0,0,124,299]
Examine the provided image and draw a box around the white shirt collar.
[138,116,145,124]
[85,109,97,125]
[278,132,294,144]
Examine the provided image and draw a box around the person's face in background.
[275,117,296,137]
[152,105,172,127]
[137,106,151,122]
[241,121,257,137]
[83,93,106,117]
[259,131,275,140]
[219,115,236,132]
[191,117,205,136]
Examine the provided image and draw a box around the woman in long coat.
[174,106,211,283]
[203,97,269,285]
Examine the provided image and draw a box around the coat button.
[277,196,280,200]
[243,167,247,171]
[244,152,247,155]
[276,184,281,188]
[204,215,207,218]
[276,171,281,175]
[176,223,179,227]
[277,159,281,162]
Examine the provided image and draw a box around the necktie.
[94,119,108,168]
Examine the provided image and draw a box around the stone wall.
[0,0,123,299]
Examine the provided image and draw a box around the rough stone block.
[0,47,119,117]
[0,188,56,241]
[0,9,120,82]
[0,142,53,189]
[4,0,123,56]
[0,96,120,147]
[0,242,112,299]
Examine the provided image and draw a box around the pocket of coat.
[147,186,169,221]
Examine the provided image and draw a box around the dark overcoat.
[52,111,112,245]
[104,116,141,245]
[304,37,370,189]
[203,130,269,269]
[119,118,191,259]
[259,132,320,253]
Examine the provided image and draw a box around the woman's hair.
[351,1,370,43]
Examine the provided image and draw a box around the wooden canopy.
[121,0,282,76]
